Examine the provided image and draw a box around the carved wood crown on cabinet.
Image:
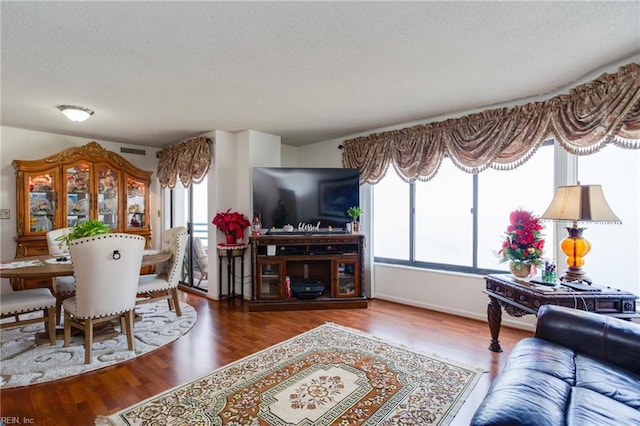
[12,142,153,264]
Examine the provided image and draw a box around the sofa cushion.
[575,354,640,409]
[568,387,640,426]
[504,337,576,384]
[470,369,569,426]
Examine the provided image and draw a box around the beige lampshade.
[541,184,621,224]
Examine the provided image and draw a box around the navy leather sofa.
[471,304,640,426]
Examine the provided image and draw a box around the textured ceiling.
[1,2,639,148]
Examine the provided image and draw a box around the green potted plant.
[346,206,363,233]
[56,219,111,246]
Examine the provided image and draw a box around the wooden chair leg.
[171,288,182,316]
[124,310,135,352]
[46,307,56,345]
[63,312,71,347]
[85,318,93,364]
[55,297,63,325]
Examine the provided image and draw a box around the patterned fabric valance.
[342,62,640,184]
[157,135,213,188]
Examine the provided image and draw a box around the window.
[576,148,640,294]
[476,147,555,271]
[372,169,410,260]
[373,143,555,274]
[414,161,473,267]
[371,140,639,299]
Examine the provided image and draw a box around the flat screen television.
[252,167,360,231]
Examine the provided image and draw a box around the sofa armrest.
[535,304,640,374]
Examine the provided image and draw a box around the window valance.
[157,135,213,188]
[342,62,640,184]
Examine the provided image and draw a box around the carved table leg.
[487,296,503,352]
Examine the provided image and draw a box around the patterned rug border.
[323,321,489,375]
[1,301,196,389]
[97,321,486,425]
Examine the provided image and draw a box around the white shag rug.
[0,301,196,388]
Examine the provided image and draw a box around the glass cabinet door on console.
[334,259,359,297]
[25,168,59,235]
[258,260,283,299]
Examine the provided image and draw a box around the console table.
[484,273,639,352]
[249,234,367,311]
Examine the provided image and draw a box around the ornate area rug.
[0,301,196,388]
[97,323,484,425]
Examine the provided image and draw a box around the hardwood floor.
[0,291,532,425]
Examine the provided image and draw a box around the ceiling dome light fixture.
[57,105,94,123]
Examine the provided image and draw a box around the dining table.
[0,250,172,289]
[1,250,173,343]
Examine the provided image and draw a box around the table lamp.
[540,183,621,284]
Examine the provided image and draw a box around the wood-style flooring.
[0,291,532,425]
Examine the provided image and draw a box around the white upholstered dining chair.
[46,227,71,255]
[1,288,57,345]
[193,237,208,285]
[46,227,76,324]
[137,226,187,316]
[64,233,146,364]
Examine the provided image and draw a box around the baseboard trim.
[373,294,535,332]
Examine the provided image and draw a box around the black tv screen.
[252,167,360,230]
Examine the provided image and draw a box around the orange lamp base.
[559,226,592,284]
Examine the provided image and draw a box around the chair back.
[161,226,188,287]
[193,237,208,271]
[46,227,72,255]
[68,233,145,318]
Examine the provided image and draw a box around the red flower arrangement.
[212,209,251,242]
[498,208,545,266]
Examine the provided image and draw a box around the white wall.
[295,138,344,167]
[0,126,161,291]
[209,130,282,299]
[376,265,537,329]
[281,144,298,167]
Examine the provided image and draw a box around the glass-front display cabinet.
[13,142,152,258]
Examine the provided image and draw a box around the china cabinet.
[13,142,153,259]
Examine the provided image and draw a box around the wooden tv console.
[248,233,368,311]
